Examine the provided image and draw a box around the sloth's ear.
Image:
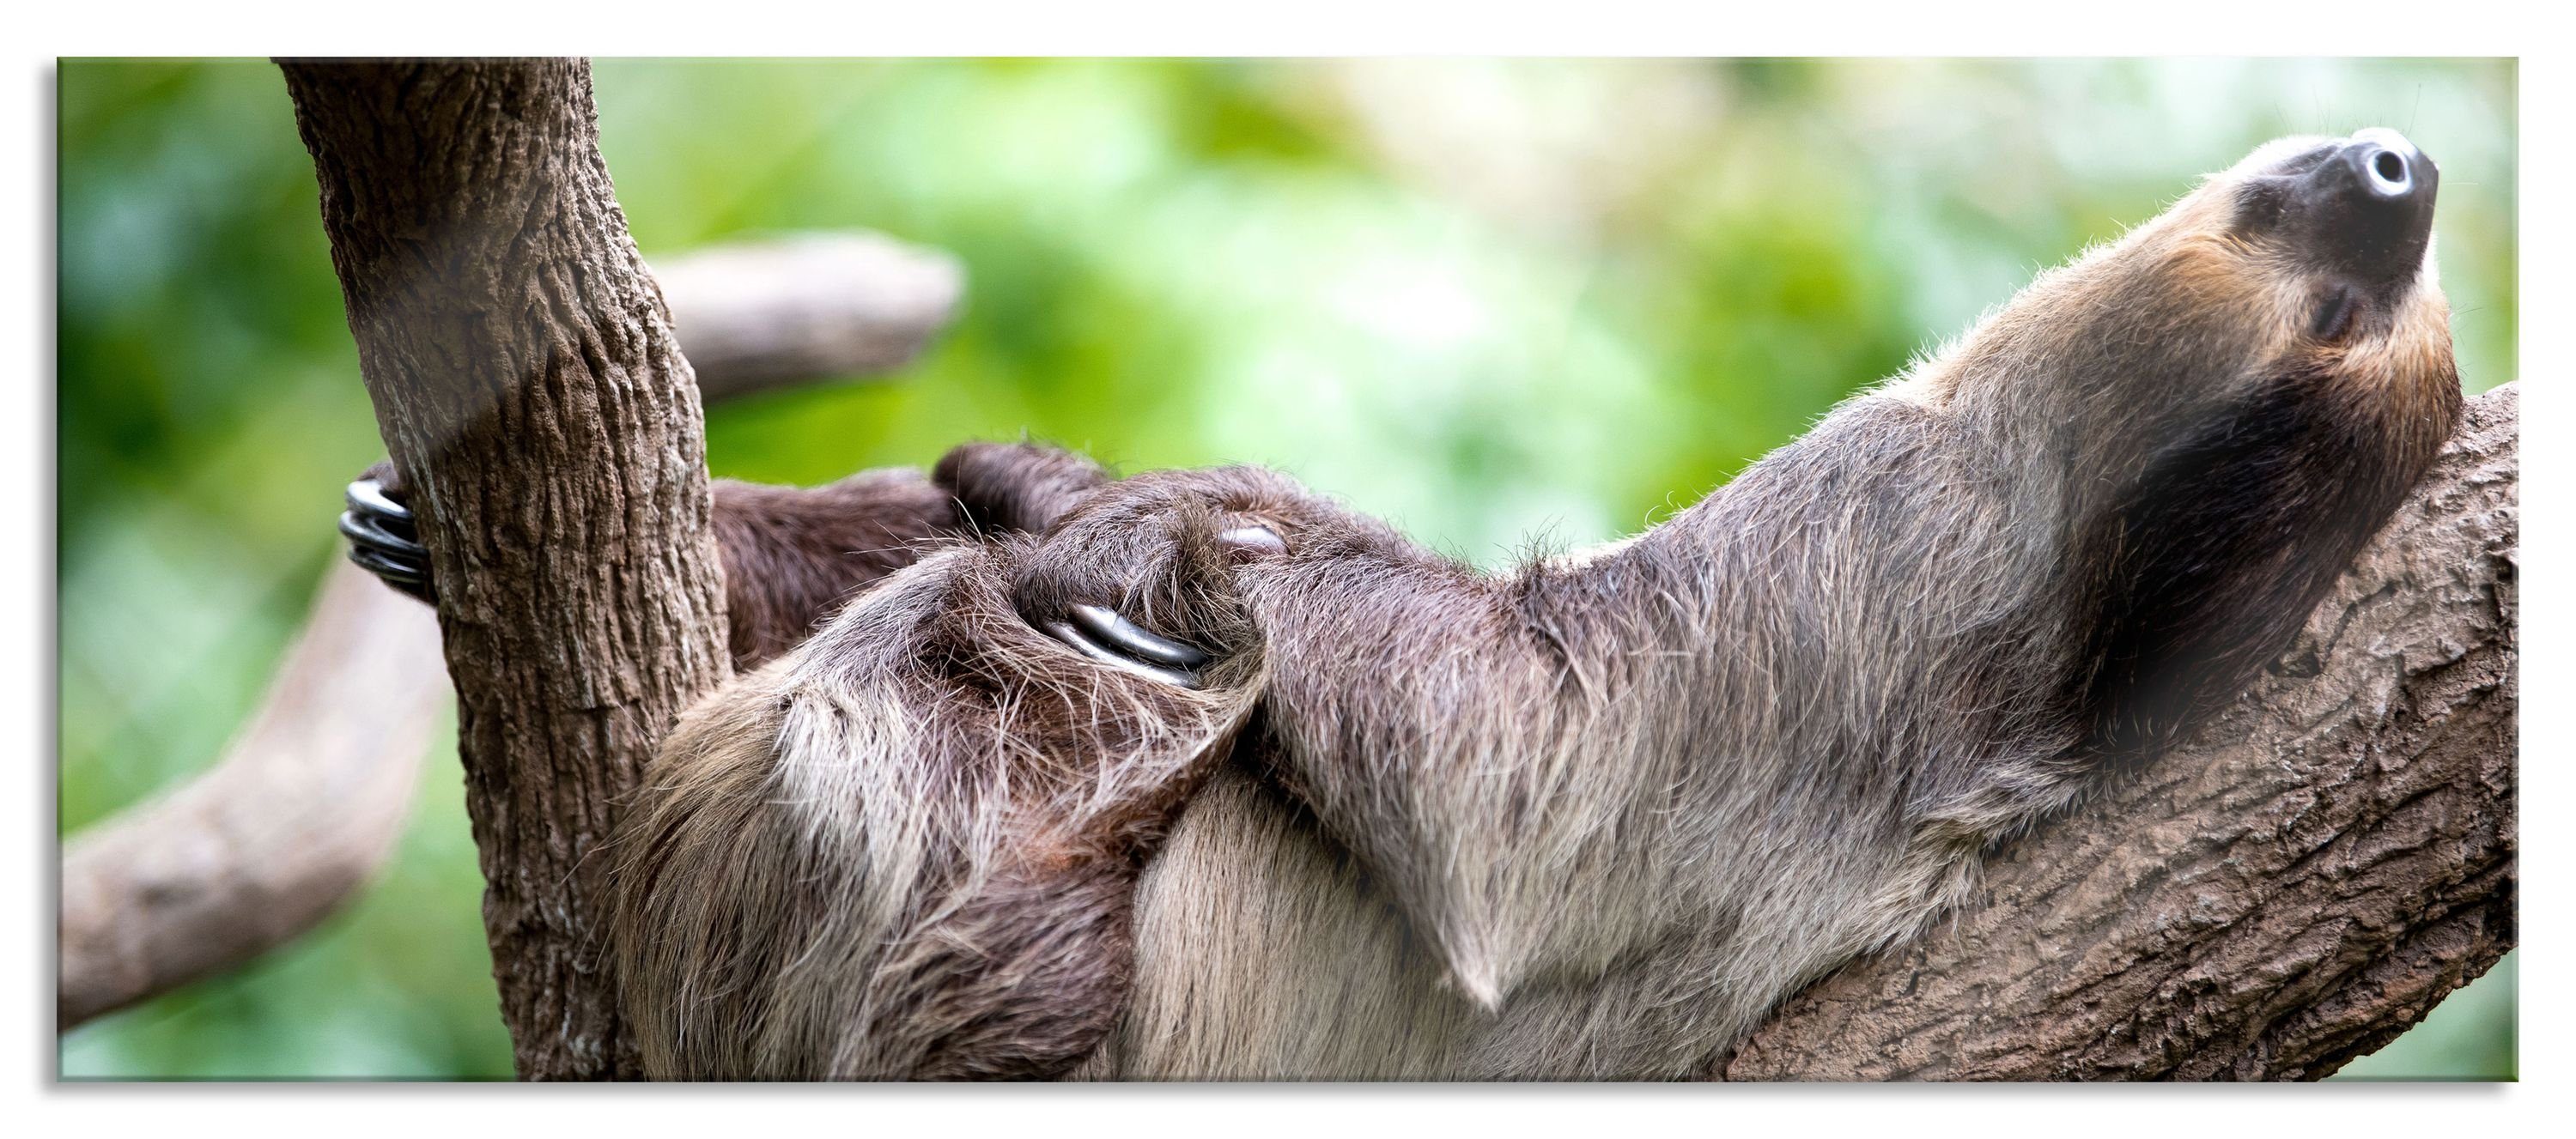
[933,440,1112,536]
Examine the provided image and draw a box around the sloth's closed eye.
[2311,284,2362,342]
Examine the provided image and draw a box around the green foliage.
[57,58,2516,1080]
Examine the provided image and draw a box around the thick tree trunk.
[1721,384,2518,1081]
[278,58,732,1080]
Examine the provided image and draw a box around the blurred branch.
[59,560,445,1031]
[1722,384,2518,1081]
[659,232,963,402]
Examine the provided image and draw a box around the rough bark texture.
[58,560,446,1031]
[279,58,732,1080]
[657,232,963,400]
[1722,383,2518,1081]
[53,229,956,1036]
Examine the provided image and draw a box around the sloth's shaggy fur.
[605,137,2463,1080]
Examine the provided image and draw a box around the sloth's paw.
[339,463,433,604]
[1010,467,1303,689]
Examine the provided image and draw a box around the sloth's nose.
[2293,128,2439,288]
[2348,129,2427,198]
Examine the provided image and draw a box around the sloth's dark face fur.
[608,133,2464,1081]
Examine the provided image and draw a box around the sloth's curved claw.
[338,506,424,561]
[343,476,434,604]
[1071,603,1212,669]
[345,476,416,531]
[346,541,435,603]
[1042,616,1204,689]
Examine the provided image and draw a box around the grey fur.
[609,136,2462,1080]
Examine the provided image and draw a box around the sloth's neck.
[1568,390,2086,772]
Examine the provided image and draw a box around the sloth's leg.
[335,442,1115,669]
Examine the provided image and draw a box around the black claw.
[347,544,435,603]
[346,477,416,533]
[1042,619,1203,689]
[338,508,428,561]
[346,543,425,586]
[1070,603,1212,669]
[343,475,434,603]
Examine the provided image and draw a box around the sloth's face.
[1917,129,2458,440]
[2182,130,2457,404]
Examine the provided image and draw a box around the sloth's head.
[1910,128,2459,476]
[1897,130,2465,756]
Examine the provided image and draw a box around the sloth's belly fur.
[1075,766,1801,1081]
[1077,766,1480,1079]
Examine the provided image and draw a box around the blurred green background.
[56,58,2515,1081]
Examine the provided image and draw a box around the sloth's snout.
[2288,128,2439,290]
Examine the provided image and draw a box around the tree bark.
[1721,383,2518,1081]
[54,229,958,1035]
[278,58,732,1080]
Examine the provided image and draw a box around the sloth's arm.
[1235,538,1671,1007]
[611,470,1268,1080]
[713,442,1114,668]
[338,443,1109,669]
[1014,467,1667,1009]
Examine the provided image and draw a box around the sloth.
[340,438,1115,670]
[343,130,2464,1079]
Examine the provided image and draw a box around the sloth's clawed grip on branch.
[338,440,1119,671]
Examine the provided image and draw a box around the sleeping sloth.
[344,130,2464,1079]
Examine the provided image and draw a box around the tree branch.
[1721,383,2518,1081]
[658,231,963,401]
[52,229,953,1034]
[58,560,446,1031]
[279,58,732,1080]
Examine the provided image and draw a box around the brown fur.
[703,441,1121,669]
[611,456,1276,1078]
[606,136,2463,1080]
[707,472,962,668]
